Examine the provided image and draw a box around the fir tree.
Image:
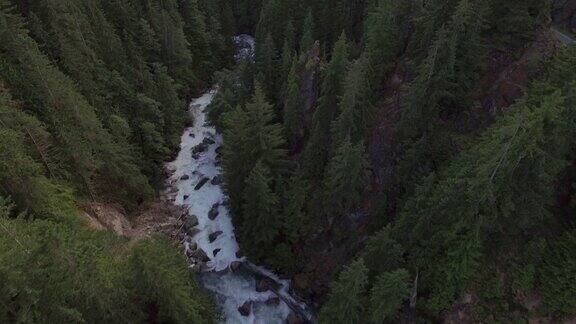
[302,32,348,178]
[283,58,303,145]
[280,170,309,244]
[300,9,315,52]
[369,269,411,323]
[324,137,371,215]
[318,259,369,324]
[240,161,280,256]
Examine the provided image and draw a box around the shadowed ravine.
[164,36,313,324]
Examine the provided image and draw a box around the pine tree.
[395,91,570,313]
[368,269,411,323]
[362,226,404,273]
[178,0,214,81]
[300,9,315,52]
[222,86,287,216]
[283,58,303,145]
[324,137,371,214]
[302,32,348,178]
[365,0,401,99]
[240,161,280,256]
[318,259,369,324]
[255,33,279,101]
[280,170,309,244]
[331,57,369,149]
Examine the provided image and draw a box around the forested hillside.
[208,0,576,322]
[0,0,232,322]
[1,0,576,323]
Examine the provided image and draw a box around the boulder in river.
[209,231,223,243]
[210,175,223,186]
[287,312,305,324]
[192,142,209,155]
[256,277,279,293]
[238,301,252,317]
[202,137,215,146]
[194,177,210,190]
[265,297,280,306]
[184,214,199,230]
[180,174,190,180]
[190,248,210,262]
[230,261,243,272]
[208,203,220,220]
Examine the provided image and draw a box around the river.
[164,36,312,324]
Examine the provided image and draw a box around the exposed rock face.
[213,248,221,257]
[180,174,190,180]
[238,301,252,317]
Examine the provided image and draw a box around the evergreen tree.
[362,226,404,274]
[540,230,576,316]
[324,137,371,215]
[368,269,411,323]
[364,0,401,99]
[240,161,280,256]
[280,170,309,244]
[302,32,349,178]
[318,259,369,324]
[283,58,303,145]
[300,9,315,52]
[331,57,369,149]
[255,33,279,101]
[222,86,287,217]
[178,0,215,81]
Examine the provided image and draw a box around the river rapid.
[164,36,312,324]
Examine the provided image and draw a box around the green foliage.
[302,32,349,178]
[283,58,304,144]
[362,226,404,274]
[240,161,280,255]
[364,0,401,98]
[540,231,576,316]
[368,269,411,323]
[129,237,215,323]
[318,259,369,324]
[300,9,315,52]
[0,219,214,323]
[324,137,371,215]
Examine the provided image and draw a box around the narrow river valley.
[164,37,313,322]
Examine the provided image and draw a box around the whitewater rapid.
[166,90,309,323]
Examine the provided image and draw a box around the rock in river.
[209,231,223,243]
[194,177,210,190]
[238,301,252,317]
[208,203,220,220]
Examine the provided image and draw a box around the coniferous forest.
[1,0,576,323]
